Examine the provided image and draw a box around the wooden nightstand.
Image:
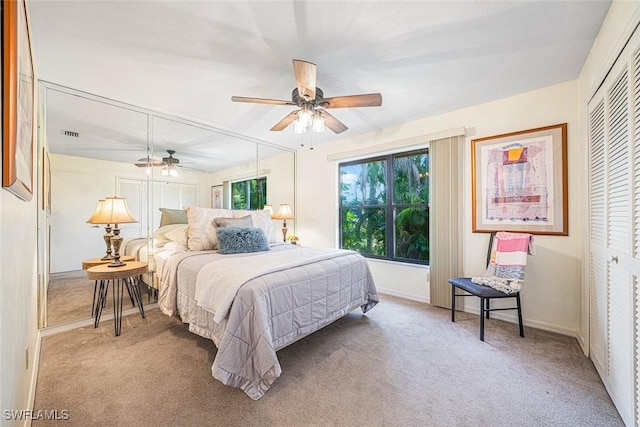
[83,256,136,317]
[82,255,135,270]
[87,261,147,336]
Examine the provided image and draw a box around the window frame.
[231,176,267,210]
[339,148,429,265]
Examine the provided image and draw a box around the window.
[231,177,267,210]
[339,149,429,264]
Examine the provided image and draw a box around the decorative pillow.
[213,215,253,229]
[159,208,188,227]
[185,206,233,250]
[233,209,276,243]
[163,224,188,247]
[153,223,187,240]
[216,227,270,254]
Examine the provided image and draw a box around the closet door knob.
[609,255,618,264]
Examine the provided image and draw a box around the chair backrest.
[485,232,497,268]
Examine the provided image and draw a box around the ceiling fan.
[134,150,181,177]
[231,59,382,134]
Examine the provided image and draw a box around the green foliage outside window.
[232,177,267,210]
[339,149,429,264]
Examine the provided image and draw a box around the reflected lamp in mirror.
[263,204,274,218]
[87,197,138,267]
[272,203,294,242]
[86,199,113,260]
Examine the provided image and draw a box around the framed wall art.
[211,185,223,209]
[2,0,35,201]
[471,123,568,235]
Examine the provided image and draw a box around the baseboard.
[25,329,42,427]
[463,306,578,338]
[40,303,158,337]
[377,287,429,304]
[576,330,588,356]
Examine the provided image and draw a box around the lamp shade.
[87,197,138,225]
[86,199,106,224]
[274,203,294,220]
[263,204,274,218]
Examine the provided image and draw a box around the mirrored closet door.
[38,81,296,330]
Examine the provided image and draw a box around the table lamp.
[86,196,138,267]
[86,199,113,260]
[272,203,294,242]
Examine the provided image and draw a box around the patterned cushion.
[213,215,253,229]
[216,227,270,254]
[233,209,276,243]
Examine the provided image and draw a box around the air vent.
[63,130,79,138]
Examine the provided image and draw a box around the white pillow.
[164,224,188,246]
[153,223,187,240]
[185,206,233,250]
[233,209,276,243]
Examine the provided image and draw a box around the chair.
[448,232,524,341]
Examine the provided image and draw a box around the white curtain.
[429,135,465,308]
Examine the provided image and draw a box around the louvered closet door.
[587,27,639,427]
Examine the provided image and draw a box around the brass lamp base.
[101,224,114,260]
[108,226,126,268]
[281,219,288,242]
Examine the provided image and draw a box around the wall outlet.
[25,346,29,370]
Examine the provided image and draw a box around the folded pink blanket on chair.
[471,231,535,294]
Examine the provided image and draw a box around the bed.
[153,206,379,400]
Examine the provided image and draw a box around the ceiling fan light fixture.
[169,167,179,178]
[293,118,307,134]
[312,113,325,133]
[297,108,312,128]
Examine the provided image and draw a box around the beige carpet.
[47,270,154,327]
[33,295,622,426]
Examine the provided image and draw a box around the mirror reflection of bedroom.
[40,82,296,330]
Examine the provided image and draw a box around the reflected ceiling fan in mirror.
[231,59,382,135]
[134,150,181,177]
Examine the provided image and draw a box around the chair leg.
[485,298,490,319]
[480,297,485,341]
[516,293,524,337]
[451,285,456,322]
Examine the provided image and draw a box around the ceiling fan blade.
[292,59,316,101]
[134,157,164,168]
[321,111,348,134]
[270,110,300,131]
[320,93,382,109]
[231,96,296,106]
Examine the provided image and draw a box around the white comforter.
[194,246,353,323]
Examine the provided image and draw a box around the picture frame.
[211,185,223,209]
[471,123,568,235]
[2,0,35,201]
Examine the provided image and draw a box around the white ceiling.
[28,0,611,166]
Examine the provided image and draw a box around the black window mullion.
[385,155,394,260]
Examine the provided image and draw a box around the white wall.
[0,7,40,419]
[297,80,582,336]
